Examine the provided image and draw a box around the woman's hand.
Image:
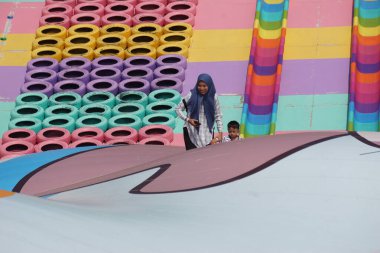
[188,118,200,127]
[210,138,219,145]
[217,132,223,141]
[210,133,223,145]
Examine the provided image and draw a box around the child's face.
[228,127,240,140]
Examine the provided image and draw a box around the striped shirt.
[222,135,243,143]
[176,93,223,148]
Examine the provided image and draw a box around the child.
[222,120,243,142]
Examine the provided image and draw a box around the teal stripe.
[276,94,348,131]
[348,102,355,122]
[256,0,262,11]
[354,121,379,131]
[0,102,15,137]
[354,0,359,9]
[245,121,270,136]
[271,112,277,124]
[284,0,289,11]
[359,8,380,19]
[261,10,284,22]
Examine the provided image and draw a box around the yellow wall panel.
[284,27,351,60]
[0,34,34,66]
[189,29,252,62]
[0,34,35,51]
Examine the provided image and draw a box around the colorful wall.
[242,0,356,136]
[348,0,380,132]
[0,0,379,140]
[0,0,256,140]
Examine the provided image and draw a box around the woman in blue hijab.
[176,73,223,150]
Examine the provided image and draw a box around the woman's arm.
[175,93,191,122]
[214,94,223,141]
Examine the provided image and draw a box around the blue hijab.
[187,73,216,133]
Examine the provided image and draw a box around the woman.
[176,73,223,150]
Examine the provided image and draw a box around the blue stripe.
[359,0,380,9]
[356,61,380,73]
[247,113,272,125]
[245,121,270,136]
[351,53,357,63]
[348,102,355,121]
[354,121,379,131]
[284,0,289,11]
[359,8,380,19]
[260,11,283,22]
[354,111,379,123]
[354,0,359,9]
[261,2,285,12]
[0,146,104,191]
[253,63,277,75]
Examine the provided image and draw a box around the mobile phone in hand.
[194,120,201,126]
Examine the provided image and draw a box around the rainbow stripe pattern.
[241,0,288,137]
[348,0,380,131]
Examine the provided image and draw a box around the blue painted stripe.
[253,63,277,75]
[245,121,270,136]
[354,0,359,9]
[256,0,262,11]
[262,2,285,12]
[0,146,104,191]
[242,103,249,115]
[359,8,380,19]
[260,11,283,22]
[354,121,379,131]
[271,112,277,124]
[271,103,278,115]
[247,113,272,125]
[349,102,355,121]
[284,0,289,11]
[356,61,380,73]
[249,104,273,115]
[359,0,380,9]
[351,53,357,63]
[355,101,380,113]
[354,111,379,123]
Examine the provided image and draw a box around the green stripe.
[354,8,359,17]
[259,19,283,30]
[359,16,380,27]
[283,10,288,19]
[255,11,261,20]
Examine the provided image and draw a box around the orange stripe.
[276,64,282,75]
[0,190,14,198]
[356,71,380,84]
[257,36,281,48]
[351,62,356,72]
[281,28,286,37]
[352,26,358,36]
[247,64,253,75]
[253,28,259,38]
[357,34,380,46]
[252,71,277,86]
